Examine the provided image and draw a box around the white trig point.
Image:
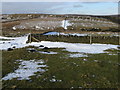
[64,17,67,30]
[64,16,68,30]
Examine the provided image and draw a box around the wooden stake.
[90,34,92,44]
[29,29,32,43]
[30,33,31,43]
[119,34,120,45]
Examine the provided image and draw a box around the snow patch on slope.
[0,35,118,54]
[29,41,118,54]
[0,35,29,50]
[2,59,47,80]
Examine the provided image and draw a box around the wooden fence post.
[90,34,92,44]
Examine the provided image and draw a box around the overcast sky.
[1,0,119,2]
[2,2,118,15]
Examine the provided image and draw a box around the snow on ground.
[43,31,119,37]
[62,33,88,36]
[50,78,62,82]
[44,31,120,37]
[0,35,118,54]
[0,35,29,50]
[0,36,16,40]
[43,32,88,36]
[49,76,62,82]
[113,34,120,37]
[38,51,58,54]
[43,32,60,35]
[2,59,47,80]
[69,53,88,58]
[29,41,118,54]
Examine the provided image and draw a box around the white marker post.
[64,17,67,30]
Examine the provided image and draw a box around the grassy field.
[1,14,120,89]
[2,45,119,88]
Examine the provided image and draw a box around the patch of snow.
[47,27,50,29]
[69,53,88,58]
[83,59,87,61]
[43,32,60,35]
[94,60,99,62]
[71,87,74,89]
[38,51,57,54]
[50,15,53,17]
[0,36,16,40]
[28,15,32,17]
[92,75,95,78]
[49,76,62,82]
[0,35,29,50]
[50,78,62,82]
[60,33,88,36]
[112,34,120,37]
[108,53,117,55]
[2,59,47,80]
[15,25,26,29]
[43,32,88,36]
[30,41,118,54]
[50,78,56,82]
[35,26,40,29]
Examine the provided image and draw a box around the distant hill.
[99,15,120,24]
[64,14,120,24]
